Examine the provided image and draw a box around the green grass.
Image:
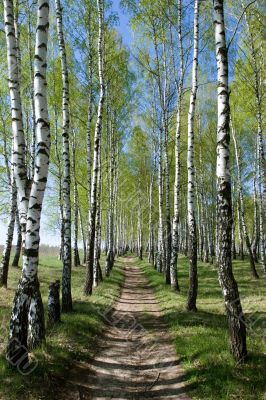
[138,255,266,400]
[0,255,124,400]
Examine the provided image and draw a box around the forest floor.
[0,254,265,399]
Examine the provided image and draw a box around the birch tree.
[170,0,183,291]
[84,0,105,295]
[55,0,72,312]
[5,0,50,361]
[231,120,259,279]
[187,0,199,312]
[214,0,247,362]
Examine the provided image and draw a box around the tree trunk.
[187,0,199,312]
[78,204,87,264]
[93,134,102,287]
[12,210,22,267]
[55,0,72,311]
[214,0,247,363]
[6,0,50,362]
[243,4,266,275]
[0,182,17,287]
[48,280,61,325]
[105,113,115,276]
[157,128,164,273]
[72,130,81,267]
[231,121,259,278]
[252,153,259,263]
[170,0,183,291]
[148,160,155,266]
[84,0,105,295]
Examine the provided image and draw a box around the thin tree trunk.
[243,4,266,274]
[84,0,105,295]
[72,130,81,267]
[148,159,155,266]
[105,116,115,276]
[187,0,199,312]
[55,0,72,312]
[78,204,87,264]
[237,192,244,260]
[252,151,259,263]
[214,0,247,362]
[0,181,17,287]
[0,119,17,280]
[231,121,259,278]
[157,127,164,273]
[93,135,102,287]
[12,210,22,267]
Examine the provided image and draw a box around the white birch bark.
[55,0,72,311]
[231,121,259,278]
[84,0,105,295]
[105,116,115,276]
[242,3,266,274]
[187,0,199,312]
[214,0,247,362]
[0,125,16,286]
[6,0,50,360]
[72,129,80,267]
[170,0,183,291]
[4,0,28,240]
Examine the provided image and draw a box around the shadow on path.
[57,258,191,400]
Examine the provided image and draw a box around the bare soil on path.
[57,257,191,400]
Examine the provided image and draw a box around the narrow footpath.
[58,257,191,400]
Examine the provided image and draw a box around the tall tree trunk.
[237,192,244,260]
[78,204,87,264]
[0,182,17,287]
[231,122,259,278]
[243,4,266,274]
[157,127,164,273]
[6,0,50,362]
[93,135,102,287]
[187,0,199,312]
[148,159,155,266]
[214,0,247,362]
[84,0,105,295]
[252,152,259,263]
[231,182,237,260]
[105,116,115,276]
[137,199,143,260]
[26,4,36,179]
[55,0,72,312]
[0,118,17,281]
[87,11,93,224]
[55,113,64,262]
[170,0,184,291]
[72,130,81,267]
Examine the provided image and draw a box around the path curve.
[58,258,191,400]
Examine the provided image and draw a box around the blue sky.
[112,0,132,47]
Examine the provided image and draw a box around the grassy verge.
[138,255,266,400]
[0,255,124,400]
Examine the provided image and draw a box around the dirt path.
[58,258,191,400]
